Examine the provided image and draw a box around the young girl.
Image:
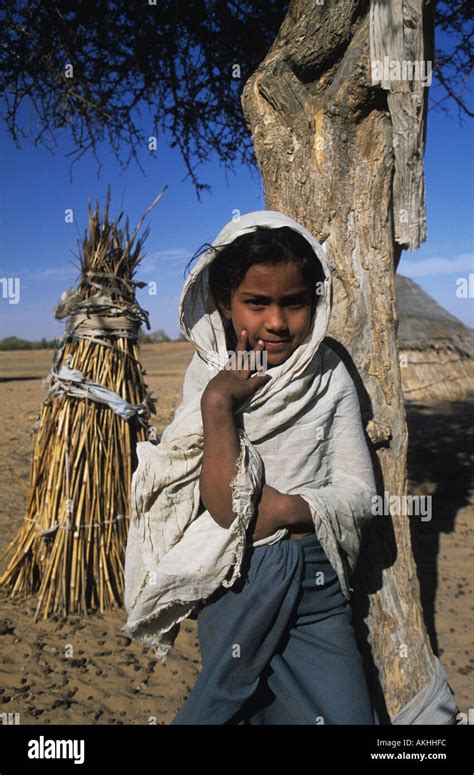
[122,210,379,725]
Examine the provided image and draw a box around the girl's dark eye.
[245,299,305,308]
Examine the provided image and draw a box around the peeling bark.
[242,0,451,722]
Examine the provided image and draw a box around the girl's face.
[219,261,315,366]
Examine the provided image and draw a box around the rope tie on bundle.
[28,272,160,442]
[55,271,151,341]
[44,360,153,429]
[25,514,127,546]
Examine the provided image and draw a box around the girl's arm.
[200,391,310,538]
[199,328,311,540]
[199,392,241,528]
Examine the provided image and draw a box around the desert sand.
[0,342,472,724]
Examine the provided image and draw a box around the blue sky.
[0,80,473,340]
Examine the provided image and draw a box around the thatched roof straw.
[395,274,474,401]
[395,274,473,356]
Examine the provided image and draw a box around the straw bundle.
[0,187,165,620]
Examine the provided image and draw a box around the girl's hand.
[202,329,271,407]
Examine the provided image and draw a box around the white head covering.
[178,209,332,374]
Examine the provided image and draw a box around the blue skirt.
[171,532,379,725]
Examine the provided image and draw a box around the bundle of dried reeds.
[0,186,165,620]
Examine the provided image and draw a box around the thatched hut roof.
[396,274,473,356]
[395,274,474,401]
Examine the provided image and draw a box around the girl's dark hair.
[184,225,326,350]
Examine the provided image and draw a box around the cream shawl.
[121,210,377,664]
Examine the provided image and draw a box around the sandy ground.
[0,342,472,724]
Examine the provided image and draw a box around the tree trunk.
[242,0,457,723]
